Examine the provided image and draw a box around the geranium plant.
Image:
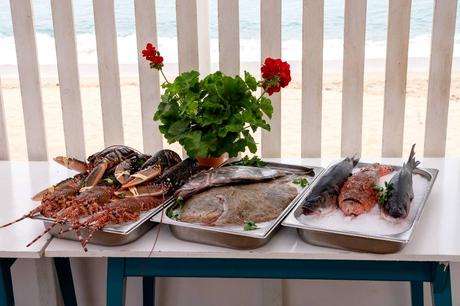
[142,43,291,159]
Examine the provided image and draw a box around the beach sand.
[1,66,460,160]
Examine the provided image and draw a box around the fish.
[179,177,298,225]
[174,166,286,200]
[301,156,359,215]
[338,163,393,216]
[381,144,420,218]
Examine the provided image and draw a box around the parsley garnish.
[234,156,267,167]
[292,177,309,188]
[166,197,184,220]
[373,181,394,206]
[243,221,259,231]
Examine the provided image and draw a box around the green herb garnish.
[292,177,309,188]
[373,181,394,206]
[115,193,126,199]
[234,155,267,167]
[243,221,259,231]
[166,197,184,220]
[100,175,118,187]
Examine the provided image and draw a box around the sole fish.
[382,144,419,218]
[338,163,393,216]
[302,156,359,215]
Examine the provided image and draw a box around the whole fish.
[174,166,286,200]
[338,163,393,216]
[302,156,359,215]
[382,144,419,218]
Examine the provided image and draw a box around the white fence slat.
[218,0,240,76]
[424,0,457,157]
[176,0,199,72]
[301,0,324,158]
[10,0,48,161]
[341,0,367,157]
[382,0,411,157]
[51,0,86,160]
[261,0,282,158]
[93,0,124,147]
[0,77,9,160]
[197,0,210,75]
[134,0,163,154]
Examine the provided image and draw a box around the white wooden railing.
[0,0,458,162]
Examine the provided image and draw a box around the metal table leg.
[142,277,155,306]
[107,258,126,306]
[54,258,78,306]
[410,281,424,306]
[0,258,15,306]
[431,263,452,306]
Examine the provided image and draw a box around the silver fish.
[302,156,359,215]
[174,166,286,200]
[382,144,420,218]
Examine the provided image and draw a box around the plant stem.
[160,69,171,84]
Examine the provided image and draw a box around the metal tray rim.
[151,162,325,240]
[281,161,439,244]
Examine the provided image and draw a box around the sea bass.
[338,163,393,216]
[174,166,286,200]
[302,156,359,215]
[382,144,420,218]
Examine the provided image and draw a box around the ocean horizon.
[0,0,459,67]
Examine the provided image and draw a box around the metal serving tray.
[32,198,171,246]
[151,162,324,249]
[282,162,439,253]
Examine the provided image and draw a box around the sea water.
[0,0,460,66]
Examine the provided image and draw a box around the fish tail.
[407,144,420,171]
[350,154,360,167]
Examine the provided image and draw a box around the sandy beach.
[1,60,460,160]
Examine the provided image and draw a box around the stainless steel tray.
[282,161,439,253]
[32,198,170,246]
[151,162,324,249]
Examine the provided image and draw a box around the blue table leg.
[107,258,126,306]
[54,258,77,306]
[142,277,155,306]
[431,263,452,306]
[0,258,15,306]
[410,281,424,306]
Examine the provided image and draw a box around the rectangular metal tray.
[32,197,170,246]
[151,162,325,249]
[282,161,439,253]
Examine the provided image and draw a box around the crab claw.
[84,160,109,187]
[53,156,88,173]
[121,164,162,189]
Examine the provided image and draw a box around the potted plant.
[142,43,291,167]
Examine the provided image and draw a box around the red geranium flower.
[142,43,164,69]
[261,57,291,95]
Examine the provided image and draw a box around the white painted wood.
[382,0,411,157]
[93,0,124,147]
[176,0,199,73]
[0,77,9,160]
[51,0,86,160]
[341,0,367,157]
[301,0,324,158]
[9,0,47,161]
[424,0,457,157]
[381,0,411,158]
[197,0,211,75]
[134,0,163,154]
[218,0,240,76]
[261,0,282,158]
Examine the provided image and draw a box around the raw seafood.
[382,144,419,218]
[338,163,393,216]
[175,166,286,200]
[302,156,359,215]
[179,178,298,225]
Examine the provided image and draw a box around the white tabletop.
[0,161,75,258]
[43,158,460,262]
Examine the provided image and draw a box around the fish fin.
[407,144,420,171]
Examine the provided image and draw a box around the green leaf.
[234,155,267,167]
[260,97,273,119]
[292,177,309,188]
[243,221,259,231]
[244,71,258,91]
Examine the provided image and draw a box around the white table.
[0,162,78,306]
[42,158,460,306]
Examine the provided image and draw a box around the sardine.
[302,156,359,215]
[382,144,419,218]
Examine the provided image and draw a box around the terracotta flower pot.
[195,155,226,169]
